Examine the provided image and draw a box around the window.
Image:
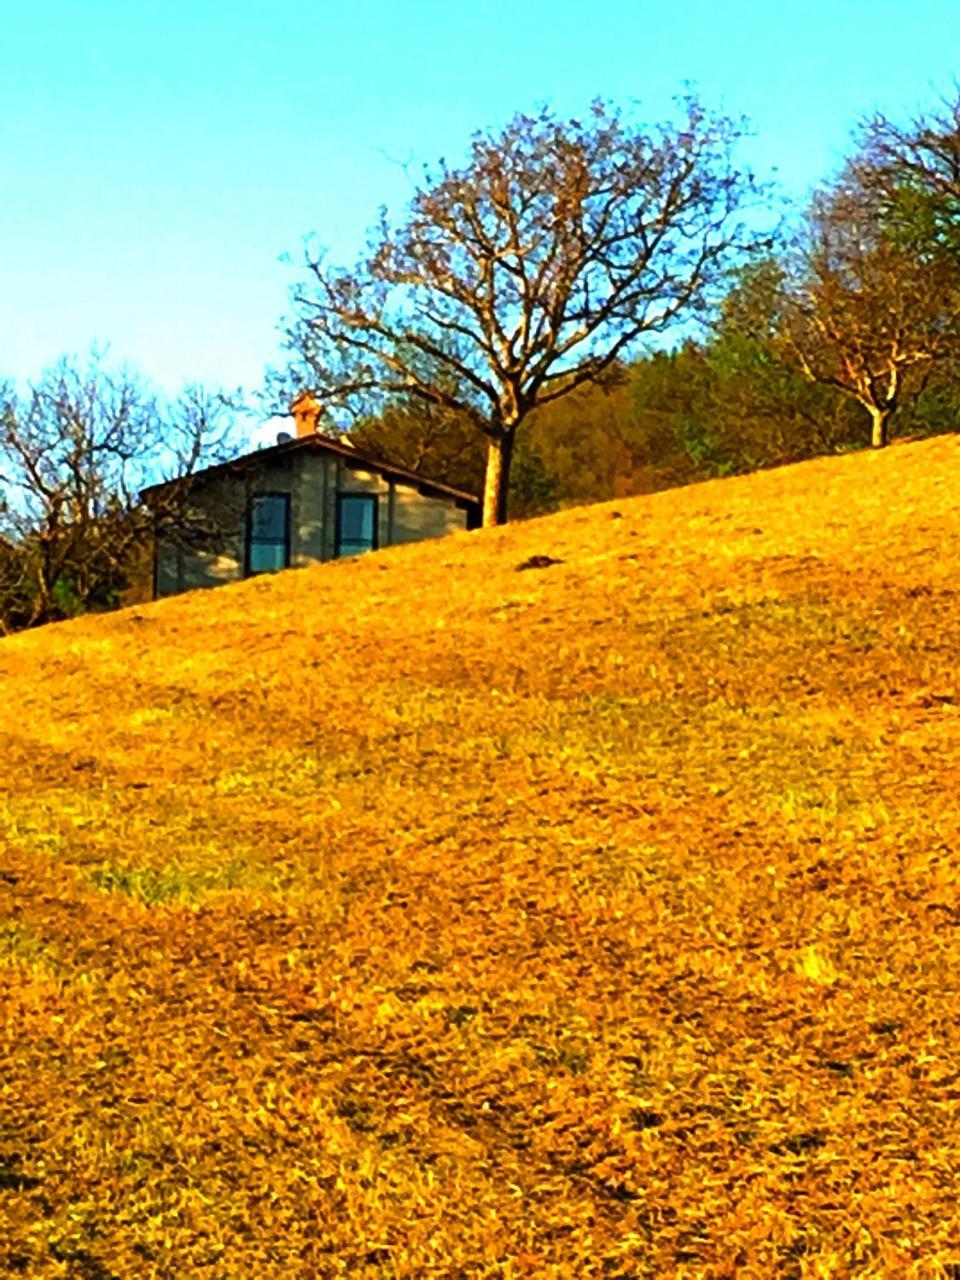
[336,494,378,557]
[247,493,290,574]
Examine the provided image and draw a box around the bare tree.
[857,92,960,257]
[0,353,242,630]
[778,171,960,449]
[286,98,762,525]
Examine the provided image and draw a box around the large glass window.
[336,494,378,557]
[247,493,290,574]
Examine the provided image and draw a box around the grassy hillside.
[3,437,960,1278]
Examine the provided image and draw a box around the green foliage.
[50,575,82,618]
[880,179,960,256]
[509,436,559,517]
[894,368,960,438]
[674,410,735,476]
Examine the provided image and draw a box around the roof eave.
[140,432,480,510]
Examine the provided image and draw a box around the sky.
[2,0,959,411]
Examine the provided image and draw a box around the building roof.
[141,430,481,510]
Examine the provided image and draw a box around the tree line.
[3,91,960,631]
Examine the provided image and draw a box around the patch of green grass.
[88,863,198,905]
[86,856,280,905]
[0,923,57,972]
[214,749,334,797]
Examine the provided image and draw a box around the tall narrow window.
[336,494,378,557]
[247,493,290,574]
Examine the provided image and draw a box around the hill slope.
[3,437,960,1277]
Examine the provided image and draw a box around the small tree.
[286,98,761,525]
[700,260,861,468]
[0,353,241,630]
[780,149,960,449]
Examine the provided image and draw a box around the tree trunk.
[482,432,515,527]
[869,406,890,448]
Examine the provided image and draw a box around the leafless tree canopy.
[0,353,243,631]
[778,111,960,450]
[858,94,960,255]
[287,98,761,524]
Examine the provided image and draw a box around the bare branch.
[284,96,762,524]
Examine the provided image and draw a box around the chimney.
[290,390,322,438]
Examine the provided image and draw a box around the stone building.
[143,395,480,599]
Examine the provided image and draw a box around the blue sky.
[2,0,959,404]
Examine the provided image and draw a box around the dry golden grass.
[3,437,960,1277]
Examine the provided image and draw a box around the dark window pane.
[249,542,287,573]
[251,494,288,542]
[340,498,374,543]
[247,493,289,575]
[337,496,376,556]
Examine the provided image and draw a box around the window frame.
[245,490,292,576]
[335,492,379,558]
